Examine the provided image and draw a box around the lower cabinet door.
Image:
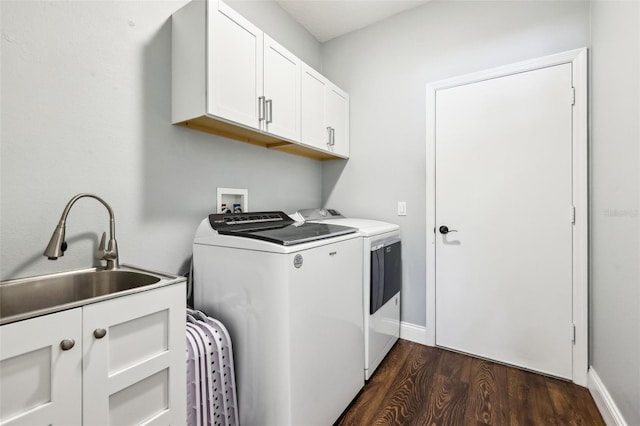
[0,309,82,426]
[82,283,186,426]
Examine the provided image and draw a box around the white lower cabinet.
[0,283,186,426]
[0,308,82,425]
[82,283,186,425]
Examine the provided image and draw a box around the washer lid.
[221,222,355,246]
[208,211,356,245]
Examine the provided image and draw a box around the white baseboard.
[400,321,428,345]
[588,367,628,426]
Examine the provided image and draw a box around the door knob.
[439,225,458,234]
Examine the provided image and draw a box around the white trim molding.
[400,321,427,346]
[425,48,589,385]
[588,368,628,426]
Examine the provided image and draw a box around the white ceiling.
[275,0,431,42]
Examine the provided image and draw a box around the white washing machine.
[295,208,401,380]
[192,211,364,426]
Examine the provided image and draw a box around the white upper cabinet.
[301,64,350,158]
[209,1,301,140]
[173,0,348,160]
[208,0,263,130]
[301,64,329,151]
[263,34,301,141]
[326,84,350,157]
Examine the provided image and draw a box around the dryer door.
[370,241,402,315]
[370,246,385,315]
[383,241,402,302]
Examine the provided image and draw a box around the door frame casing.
[425,48,588,386]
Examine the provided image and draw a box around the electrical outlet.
[397,201,407,216]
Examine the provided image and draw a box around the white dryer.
[295,208,401,380]
[193,211,364,426]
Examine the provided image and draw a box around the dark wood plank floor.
[336,340,604,426]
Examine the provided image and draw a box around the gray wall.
[321,0,591,326]
[0,0,323,280]
[590,1,640,424]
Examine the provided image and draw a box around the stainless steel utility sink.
[0,266,183,325]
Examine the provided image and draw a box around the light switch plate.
[397,201,407,216]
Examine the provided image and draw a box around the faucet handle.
[96,231,119,269]
[96,232,110,261]
[97,232,107,254]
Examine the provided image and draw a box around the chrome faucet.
[44,193,120,270]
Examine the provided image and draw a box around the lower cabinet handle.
[94,328,107,339]
[60,339,75,351]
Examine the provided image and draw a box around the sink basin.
[0,267,179,325]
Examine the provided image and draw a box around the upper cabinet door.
[263,35,301,141]
[208,0,263,130]
[326,84,350,157]
[301,64,330,151]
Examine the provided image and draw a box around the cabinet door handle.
[93,328,107,339]
[60,338,75,351]
[331,128,336,147]
[327,127,332,148]
[258,96,266,122]
[265,99,273,124]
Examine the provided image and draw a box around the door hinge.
[571,205,576,224]
[572,323,576,343]
[571,87,576,106]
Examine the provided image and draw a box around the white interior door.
[434,63,574,379]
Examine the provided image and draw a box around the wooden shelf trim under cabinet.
[175,115,345,161]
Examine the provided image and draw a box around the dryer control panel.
[297,208,344,221]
